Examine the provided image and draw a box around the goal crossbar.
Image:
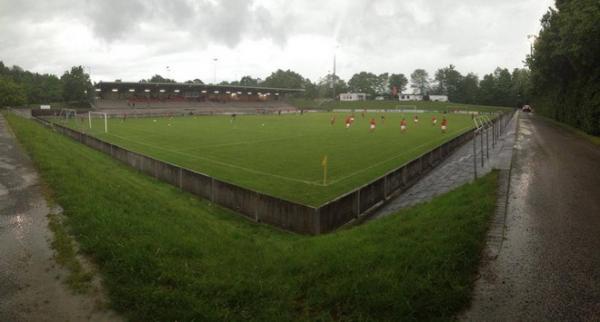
[89,112,108,133]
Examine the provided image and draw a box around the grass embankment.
[289,98,512,113]
[538,114,600,146]
[6,112,498,321]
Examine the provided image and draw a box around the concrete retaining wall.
[34,111,513,235]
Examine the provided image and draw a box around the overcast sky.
[0,0,553,84]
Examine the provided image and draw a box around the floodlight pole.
[332,53,336,101]
[213,58,218,84]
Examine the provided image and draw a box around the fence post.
[486,126,489,159]
[480,129,484,167]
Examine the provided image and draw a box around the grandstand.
[93,81,303,115]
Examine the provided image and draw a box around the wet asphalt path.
[461,114,600,321]
[0,114,119,321]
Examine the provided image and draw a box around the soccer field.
[62,112,476,206]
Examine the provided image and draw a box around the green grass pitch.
[63,111,476,206]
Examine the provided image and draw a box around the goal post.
[88,112,108,133]
[58,108,77,121]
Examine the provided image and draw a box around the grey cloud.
[0,0,553,81]
[85,0,150,41]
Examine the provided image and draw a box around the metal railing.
[472,112,513,179]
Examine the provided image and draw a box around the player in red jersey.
[400,118,408,132]
[413,115,419,124]
[441,117,448,133]
[369,118,376,132]
[345,115,352,129]
[431,115,437,126]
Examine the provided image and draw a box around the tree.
[303,79,318,99]
[388,73,408,95]
[374,73,389,96]
[147,74,176,83]
[0,77,27,107]
[183,78,204,84]
[511,68,531,107]
[433,65,463,101]
[317,73,348,98]
[61,66,93,103]
[262,69,306,89]
[410,69,430,95]
[528,0,600,134]
[457,73,479,104]
[239,75,261,87]
[348,72,379,97]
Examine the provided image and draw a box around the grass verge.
[47,213,94,293]
[538,114,600,145]
[5,112,498,321]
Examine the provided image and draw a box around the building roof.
[95,81,304,93]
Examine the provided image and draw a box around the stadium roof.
[95,81,304,93]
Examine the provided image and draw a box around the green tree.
[239,75,261,86]
[317,74,348,98]
[528,0,600,134]
[410,69,430,95]
[457,73,479,104]
[302,79,318,99]
[61,66,93,103]
[388,73,408,95]
[433,65,463,101]
[262,69,306,89]
[147,74,176,83]
[348,72,379,97]
[0,77,27,107]
[374,73,389,96]
[510,68,531,107]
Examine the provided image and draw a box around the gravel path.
[461,113,600,321]
[0,114,121,322]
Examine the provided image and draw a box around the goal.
[58,108,77,121]
[88,112,108,133]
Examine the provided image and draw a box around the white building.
[398,94,449,102]
[339,93,367,101]
[398,94,423,101]
[429,95,449,102]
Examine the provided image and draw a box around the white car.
[522,105,532,112]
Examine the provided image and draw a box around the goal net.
[58,108,77,122]
[88,112,108,133]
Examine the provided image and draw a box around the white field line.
[173,133,314,152]
[103,132,326,187]
[323,126,472,185]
